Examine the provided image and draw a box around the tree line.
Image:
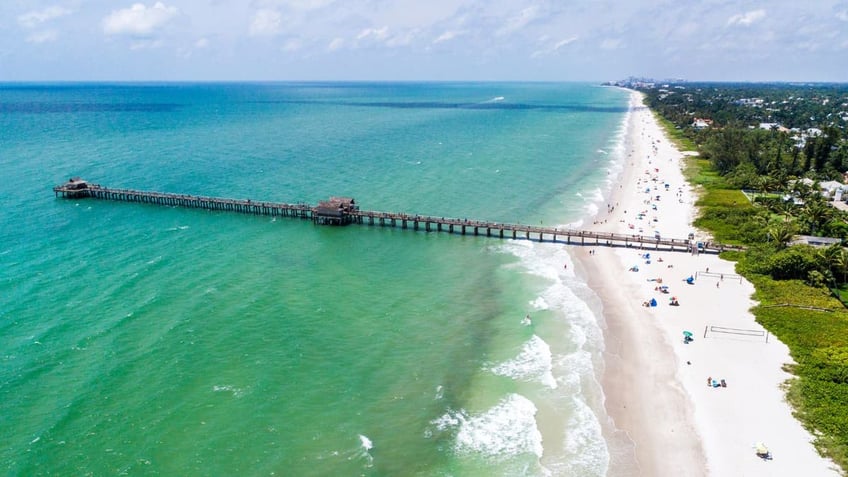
[642,83,848,182]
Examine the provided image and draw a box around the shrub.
[767,246,820,280]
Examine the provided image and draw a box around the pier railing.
[53,179,741,254]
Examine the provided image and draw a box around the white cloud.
[249,9,283,37]
[356,26,417,48]
[357,26,389,41]
[553,36,578,50]
[102,2,179,36]
[277,0,335,11]
[369,1,464,30]
[282,38,302,51]
[385,30,418,47]
[130,39,163,50]
[18,6,72,28]
[327,37,344,51]
[531,35,578,58]
[433,30,460,44]
[26,30,59,44]
[600,38,622,50]
[727,9,766,26]
[194,38,209,48]
[837,10,848,21]
[498,6,540,36]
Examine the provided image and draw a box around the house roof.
[791,235,843,247]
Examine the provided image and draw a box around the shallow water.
[0,82,628,476]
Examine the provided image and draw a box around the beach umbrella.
[755,442,769,455]
[683,331,693,337]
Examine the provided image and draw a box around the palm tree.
[800,199,834,236]
[834,248,848,285]
[819,244,843,285]
[775,199,796,220]
[767,221,797,250]
[819,243,842,264]
[790,179,815,203]
[754,175,771,198]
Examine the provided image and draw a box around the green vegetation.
[652,112,698,151]
[643,82,848,182]
[833,284,848,304]
[646,83,848,472]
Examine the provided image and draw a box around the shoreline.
[577,90,840,476]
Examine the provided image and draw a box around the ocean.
[0,82,630,476]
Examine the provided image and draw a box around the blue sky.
[2,0,847,81]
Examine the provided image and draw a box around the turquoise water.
[0,83,629,476]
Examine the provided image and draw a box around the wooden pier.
[53,178,740,254]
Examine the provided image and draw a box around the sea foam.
[212,384,246,398]
[497,228,610,475]
[433,393,543,459]
[358,434,374,467]
[489,335,557,389]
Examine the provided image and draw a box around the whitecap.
[441,394,543,458]
[356,434,374,467]
[430,411,462,433]
[359,434,373,451]
[561,393,608,474]
[212,384,246,398]
[530,296,549,310]
[489,335,557,389]
[495,237,610,471]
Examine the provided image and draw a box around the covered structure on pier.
[314,197,358,225]
[53,177,95,198]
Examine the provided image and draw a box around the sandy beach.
[580,91,841,476]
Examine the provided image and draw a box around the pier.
[53,178,740,254]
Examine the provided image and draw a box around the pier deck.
[53,179,740,254]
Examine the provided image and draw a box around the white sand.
[579,91,841,476]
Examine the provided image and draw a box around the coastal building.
[792,178,848,201]
[736,98,765,107]
[313,197,358,225]
[692,118,713,129]
[54,177,94,198]
[819,180,848,200]
[790,235,843,247]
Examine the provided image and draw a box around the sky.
[1,0,847,82]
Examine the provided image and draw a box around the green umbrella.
[683,331,693,337]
